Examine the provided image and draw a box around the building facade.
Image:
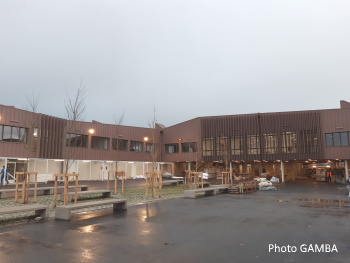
[1,101,350,182]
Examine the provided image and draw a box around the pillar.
[281,161,285,183]
[345,160,349,183]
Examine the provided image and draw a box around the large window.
[165,143,179,154]
[130,141,143,152]
[146,143,154,153]
[181,142,197,153]
[300,130,318,153]
[282,132,297,153]
[263,133,278,154]
[66,133,88,147]
[325,132,349,147]
[112,139,128,151]
[216,137,228,156]
[247,134,260,154]
[202,138,213,156]
[0,125,27,143]
[231,135,243,155]
[91,136,109,150]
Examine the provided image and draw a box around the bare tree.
[26,91,41,113]
[148,107,161,171]
[23,91,41,173]
[112,112,125,171]
[64,84,88,174]
[144,107,163,197]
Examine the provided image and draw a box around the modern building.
[1,101,350,183]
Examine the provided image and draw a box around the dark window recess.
[66,133,88,147]
[325,133,333,147]
[130,141,143,152]
[0,125,27,143]
[112,139,128,151]
[145,143,154,153]
[325,132,349,147]
[340,132,348,146]
[181,142,197,152]
[91,136,109,150]
[333,133,341,146]
[300,130,318,153]
[165,143,179,154]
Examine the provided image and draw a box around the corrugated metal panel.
[200,111,322,162]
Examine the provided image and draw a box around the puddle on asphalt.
[294,198,349,204]
[293,198,350,209]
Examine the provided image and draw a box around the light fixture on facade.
[178,138,182,141]
[83,160,91,163]
[18,158,27,161]
[143,137,149,142]
[54,159,64,162]
[88,129,95,134]
[106,161,114,163]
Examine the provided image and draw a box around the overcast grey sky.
[1,0,350,127]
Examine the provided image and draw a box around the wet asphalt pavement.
[0,180,349,263]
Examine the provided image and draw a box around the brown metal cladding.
[38,115,65,159]
[200,110,323,162]
[0,105,40,158]
[64,120,158,162]
[320,105,350,160]
[162,118,201,162]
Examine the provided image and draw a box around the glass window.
[216,137,228,156]
[202,138,213,156]
[263,133,278,154]
[165,143,178,154]
[112,139,128,151]
[247,134,260,154]
[325,133,333,147]
[130,141,143,152]
[231,136,243,155]
[66,133,88,147]
[282,132,297,153]
[11,127,20,142]
[3,126,11,142]
[181,142,197,153]
[91,136,109,150]
[300,130,318,153]
[340,132,348,146]
[145,142,154,153]
[333,133,341,146]
[19,128,27,143]
[0,125,3,141]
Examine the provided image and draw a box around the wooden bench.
[55,199,127,220]
[0,185,89,199]
[61,190,112,202]
[0,204,49,218]
[162,180,184,186]
[184,186,229,198]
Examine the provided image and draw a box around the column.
[345,160,349,183]
[280,161,285,183]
